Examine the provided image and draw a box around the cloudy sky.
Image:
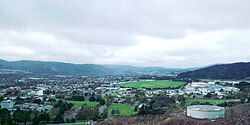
[0,0,250,68]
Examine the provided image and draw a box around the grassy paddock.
[63,100,99,109]
[117,80,185,89]
[63,100,136,116]
[108,103,136,116]
[186,99,240,105]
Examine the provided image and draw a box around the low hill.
[0,60,111,76]
[0,59,196,76]
[103,65,197,75]
[178,62,250,80]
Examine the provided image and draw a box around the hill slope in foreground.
[178,62,250,80]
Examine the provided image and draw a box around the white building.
[28,91,36,96]
[1,100,14,110]
[19,103,53,111]
[36,90,44,96]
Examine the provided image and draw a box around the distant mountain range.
[2,59,249,79]
[0,59,196,76]
[178,62,250,80]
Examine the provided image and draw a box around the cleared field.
[117,80,185,89]
[64,100,99,108]
[186,99,240,105]
[108,103,136,116]
[64,100,136,116]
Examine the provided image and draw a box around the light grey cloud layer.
[0,0,250,68]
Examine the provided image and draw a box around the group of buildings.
[0,75,242,121]
[0,100,53,111]
[185,82,240,98]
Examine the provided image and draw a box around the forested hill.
[0,59,194,76]
[0,59,111,76]
[178,62,250,80]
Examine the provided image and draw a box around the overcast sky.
[0,0,250,68]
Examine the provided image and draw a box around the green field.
[117,80,186,89]
[63,100,136,116]
[108,103,136,116]
[64,100,99,108]
[186,99,240,105]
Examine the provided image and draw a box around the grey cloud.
[0,0,250,67]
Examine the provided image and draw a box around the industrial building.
[187,105,225,119]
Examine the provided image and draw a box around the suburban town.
[1,72,249,124]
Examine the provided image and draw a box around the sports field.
[117,80,185,89]
[186,99,240,105]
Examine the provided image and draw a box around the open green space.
[186,99,240,105]
[63,100,99,108]
[63,100,136,116]
[108,103,136,116]
[117,80,185,89]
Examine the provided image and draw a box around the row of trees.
[69,94,106,106]
[76,104,109,121]
[53,100,74,114]
[138,95,177,115]
[0,108,50,125]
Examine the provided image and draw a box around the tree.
[0,109,13,125]
[48,98,56,102]
[23,111,32,125]
[76,105,100,121]
[42,96,48,101]
[0,96,3,102]
[32,113,40,125]
[134,106,138,112]
[32,112,50,125]
[54,113,64,123]
[71,118,76,123]
[116,110,120,115]
[107,95,114,106]
[102,108,109,118]
[71,96,85,101]
[89,96,96,102]
[99,99,106,105]
[205,93,212,99]
[111,109,115,115]
[13,108,23,124]
[33,99,43,104]
[14,96,23,104]
[111,109,120,116]
[54,100,74,115]
[96,95,102,102]
[39,112,50,123]
[66,118,70,123]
